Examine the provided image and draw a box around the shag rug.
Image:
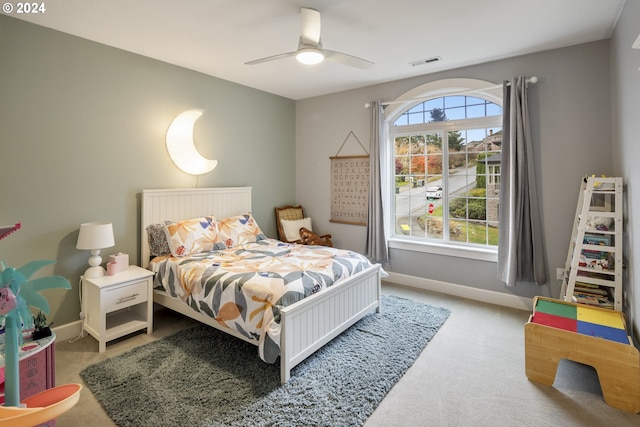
[80,295,450,426]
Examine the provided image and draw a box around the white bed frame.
[141,187,382,384]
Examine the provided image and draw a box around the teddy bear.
[299,227,333,247]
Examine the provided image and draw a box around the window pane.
[424,215,443,240]
[410,135,425,154]
[424,98,443,111]
[445,106,465,120]
[466,104,485,119]
[472,221,488,245]
[487,103,502,116]
[450,219,467,242]
[426,153,442,175]
[464,129,482,145]
[408,112,423,125]
[393,115,408,126]
[466,96,486,105]
[448,128,465,151]
[445,96,465,108]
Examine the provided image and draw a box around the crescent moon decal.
[166,109,218,175]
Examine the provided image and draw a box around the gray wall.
[296,41,613,301]
[0,15,296,327]
[611,0,640,339]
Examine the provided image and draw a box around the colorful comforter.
[149,238,375,363]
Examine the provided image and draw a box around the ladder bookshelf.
[560,176,623,311]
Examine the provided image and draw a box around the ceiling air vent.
[409,57,441,67]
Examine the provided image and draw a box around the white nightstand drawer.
[104,280,148,313]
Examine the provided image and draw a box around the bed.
[140,187,383,384]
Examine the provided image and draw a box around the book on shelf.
[574,282,609,296]
[581,234,612,264]
[577,270,614,280]
[583,234,610,246]
[571,282,614,309]
[572,292,614,309]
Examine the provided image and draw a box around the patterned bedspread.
[149,238,375,363]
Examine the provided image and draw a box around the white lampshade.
[77,222,115,250]
[77,222,115,278]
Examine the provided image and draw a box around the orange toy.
[0,383,82,426]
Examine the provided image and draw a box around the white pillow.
[281,217,312,241]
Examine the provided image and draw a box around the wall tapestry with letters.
[330,131,369,226]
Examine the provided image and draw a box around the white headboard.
[141,187,252,267]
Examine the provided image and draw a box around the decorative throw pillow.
[216,213,266,248]
[146,223,171,257]
[163,216,219,257]
[281,217,312,241]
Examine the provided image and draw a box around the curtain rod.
[365,76,538,108]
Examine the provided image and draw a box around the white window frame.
[384,79,503,262]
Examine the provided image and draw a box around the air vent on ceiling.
[409,57,441,67]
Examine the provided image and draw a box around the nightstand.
[82,265,154,352]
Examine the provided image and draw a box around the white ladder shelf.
[560,176,623,311]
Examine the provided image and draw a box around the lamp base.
[84,266,106,279]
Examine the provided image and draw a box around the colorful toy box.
[524,296,640,413]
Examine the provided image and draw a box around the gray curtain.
[497,77,546,286]
[365,100,388,263]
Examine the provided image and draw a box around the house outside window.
[386,80,503,260]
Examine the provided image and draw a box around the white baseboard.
[52,320,84,342]
[384,271,533,312]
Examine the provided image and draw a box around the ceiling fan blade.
[300,8,321,45]
[245,51,297,65]
[325,50,374,69]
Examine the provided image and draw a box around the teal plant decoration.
[0,260,71,407]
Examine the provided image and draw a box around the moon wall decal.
[166,109,218,175]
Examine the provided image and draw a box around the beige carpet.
[54,283,640,426]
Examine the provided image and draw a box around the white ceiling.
[9,0,625,100]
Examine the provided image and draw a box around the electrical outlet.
[556,268,564,280]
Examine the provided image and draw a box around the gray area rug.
[80,295,450,426]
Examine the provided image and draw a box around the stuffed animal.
[585,216,614,232]
[299,227,333,247]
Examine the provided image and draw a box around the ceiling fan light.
[296,48,325,65]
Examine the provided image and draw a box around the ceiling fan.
[245,8,374,69]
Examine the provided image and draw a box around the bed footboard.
[279,264,382,384]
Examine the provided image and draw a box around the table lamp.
[76,222,115,279]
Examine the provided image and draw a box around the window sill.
[388,238,498,262]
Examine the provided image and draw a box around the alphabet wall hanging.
[330,131,369,226]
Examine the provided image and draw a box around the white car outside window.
[426,186,443,199]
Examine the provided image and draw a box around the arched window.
[386,79,502,259]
